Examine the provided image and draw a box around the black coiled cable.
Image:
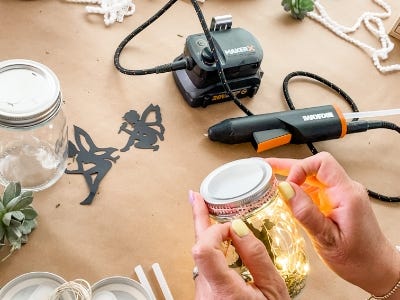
[114,0,185,75]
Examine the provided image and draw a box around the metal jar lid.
[200,157,275,218]
[92,276,153,300]
[0,272,68,300]
[0,59,62,127]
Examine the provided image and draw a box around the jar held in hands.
[200,158,309,298]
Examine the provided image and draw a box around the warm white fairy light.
[243,195,309,297]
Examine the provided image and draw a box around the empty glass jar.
[200,157,309,298]
[0,59,68,191]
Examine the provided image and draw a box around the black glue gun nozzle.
[207,121,239,144]
[207,126,218,141]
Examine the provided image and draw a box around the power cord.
[113,0,193,75]
[282,71,400,202]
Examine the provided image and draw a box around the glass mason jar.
[0,59,68,191]
[200,157,309,298]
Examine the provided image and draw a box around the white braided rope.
[307,0,400,73]
[66,0,135,26]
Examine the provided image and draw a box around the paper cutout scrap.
[118,104,165,152]
[66,125,120,205]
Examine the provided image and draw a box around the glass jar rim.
[0,59,62,127]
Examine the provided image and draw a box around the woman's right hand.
[267,152,400,298]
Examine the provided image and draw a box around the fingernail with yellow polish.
[232,219,250,237]
[278,181,295,201]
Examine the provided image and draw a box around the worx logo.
[302,112,335,121]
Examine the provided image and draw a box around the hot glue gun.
[207,104,400,152]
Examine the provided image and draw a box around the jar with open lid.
[200,157,309,298]
[0,59,68,191]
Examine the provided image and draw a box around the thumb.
[278,181,333,239]
[230,219,290,299]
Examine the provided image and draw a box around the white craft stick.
[152,263,174,300]
[134,264,156,300]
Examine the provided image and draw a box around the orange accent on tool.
[257,133,292,153]
[332,104,347,138]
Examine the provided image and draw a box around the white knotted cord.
[307,0,400,73]
[49,279,92,300]
[66,0,135,26]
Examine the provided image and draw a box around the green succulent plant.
[281,0,315,20]
[0,182,38,261]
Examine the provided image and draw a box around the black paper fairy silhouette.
[118,104,165,152]
[66,125,120,205]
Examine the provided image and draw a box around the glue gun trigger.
[252,129,292,153]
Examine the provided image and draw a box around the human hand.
[189,190,290,300]
[267,152,400,298]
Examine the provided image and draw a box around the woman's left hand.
[190,190,290,300]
